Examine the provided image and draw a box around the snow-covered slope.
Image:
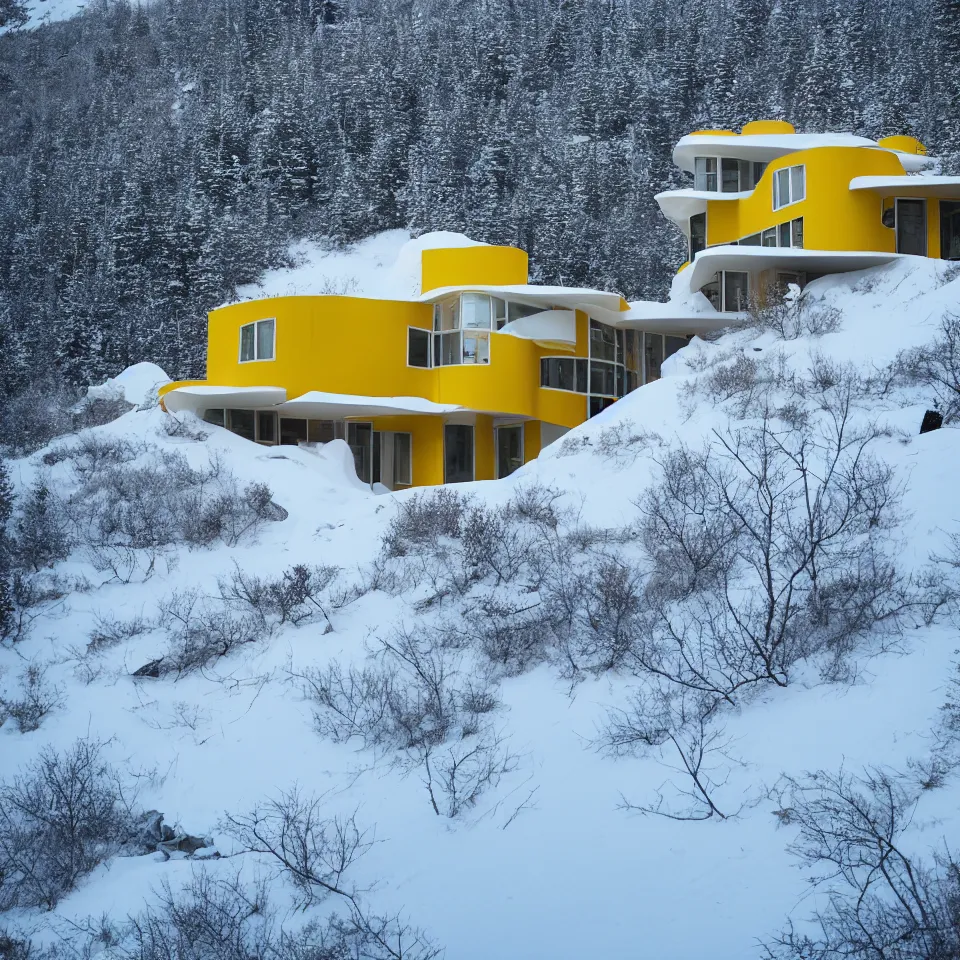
[3,256,960,958]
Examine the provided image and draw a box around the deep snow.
[3,245,960,959]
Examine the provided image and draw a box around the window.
[690,212,707,259]
[701,274,721,310]
[741,232,761,246]
[492,297,508,330]
[408,327,431,367]
[773,164,805,209]
[347,422,373,484]
[645,333,664,383]
[540,357,587,392]
[462,293,492,329]
[737,160,767,191]
[239,319,275,362]
[694,157,718,192]
[778,221,791,247]
[496,425,523,479]
[444,424,474,483]
[723,271,749,311]
[434,299,459,331]
[462,333,490,364]
[434,331,462,366]
[589,360,618,397]
[721,158,740,193]
[394,433,412,485]
[203,409,225,427]
[257,411,277,444]
[665,336,687,359]
[280,418,307,445]
[896,199,927,256]
[507,301,543,324]
[308,419,343,443]
[590,319,617,362]
[791,217,804,248]
[228,409,255,441]
[941,201,960,260]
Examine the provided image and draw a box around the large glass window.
[496,425,523,479]
[896,199,927,256]
[408,327,431,367]
[694,157,718,191]
[773,164,805,210]
[257,411,277,444]
[227,409,256,441]
[590,319,617,362]
[280,418,307,445]
[645,333,664,382]
[540,357,587,392]
[791,217,804,248]
[434,299,459,331]
[721,158,740,193]
[239,318,275,362]
[462,333,490,364]
[665,336,687,360]
[444,424,474,483]
[723,271,750,311]
[434,331,462,366]
[941,201,960,260]
[394,433,412,485]
[347,422,373,484]
[690,212,707,259]
[203,409,225,427]
[589,360,618,397]
[492,297,508,329]
[462,293,492,329]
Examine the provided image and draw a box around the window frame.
[773,163,805,211]
[495,423,525,480]
[238,318,276,363]
[407,326,432,368]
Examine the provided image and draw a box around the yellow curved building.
[160,244,694,488]
[656,119,960,309]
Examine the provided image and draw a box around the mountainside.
[2,251,960,958]
[2,0,960,398]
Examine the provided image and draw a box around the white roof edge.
[419,283,624,310]
[850,174,960,195]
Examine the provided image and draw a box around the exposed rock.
[132,658,164,678]
[920,409,943,434]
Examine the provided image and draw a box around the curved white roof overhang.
[673,135,932,176]
[163,385,287,415]
[498,309,577,345]
[277,391,463,419]
[613,302,745,336]
[419,283,627,315]
[850,175,960,198]
[686,246,903,292]
[655,188,749,231]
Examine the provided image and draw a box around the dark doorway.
[496,425,523,478]
[896,199,927,255]
[689,213,706,260]
[444,424,474,483]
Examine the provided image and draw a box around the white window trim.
[772,164,805,211]
[406,325,432,369]
[238,318,276,363]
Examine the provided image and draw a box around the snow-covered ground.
[3,250,960,958]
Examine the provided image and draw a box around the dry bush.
[0,663,64,733]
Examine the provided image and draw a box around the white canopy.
[654,188,749,231]
[850,175,960,198]
[163,385,287,415]
[685,246,903,292]
[276,391,463,419]
[614,300,745,335]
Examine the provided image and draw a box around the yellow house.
[655,118,960,309]
[159,244,705,488]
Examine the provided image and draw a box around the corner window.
[773,164,805,210]
[540,357,587,393]
[393,432,412,485]
[493,297,507,329]
[462,293,492,329]
[408,327,431,367]
[239,318,275,362]
[434,331,462,366]
[462,333,490,364]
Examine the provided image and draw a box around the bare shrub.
[739,288,842,340]
[598,686,744,821]
[592,421,662,468]
[0,740,138,910]
[14,480,73,572]
[466,596,553,676]
[87,611,151,654]
[160,414,209,442]
[763,767,960,959]
[0,572,73,646]
[0,663,64,733]
[382,488,470,558]
[156,590,265,677]
[897,311,960,422]
[218,562,342,631]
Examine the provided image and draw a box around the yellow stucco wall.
[420,245,529,293]
[523,420,541,464]
[705,146,906,252]
[367,414,444,487]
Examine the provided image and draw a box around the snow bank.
[85,361,171,407]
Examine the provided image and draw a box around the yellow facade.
[659,119,960,306]
[160,244,633,489]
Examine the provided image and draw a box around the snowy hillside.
[3,257,960,959]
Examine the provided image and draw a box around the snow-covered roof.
[654,188,749,230]
[498,309,577,345]
[277,391,463,419]
[850,175,960,197]
[686,246,903,292]
[163,385,287,414]
[419,283,626,315]
[673,133,932,174]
